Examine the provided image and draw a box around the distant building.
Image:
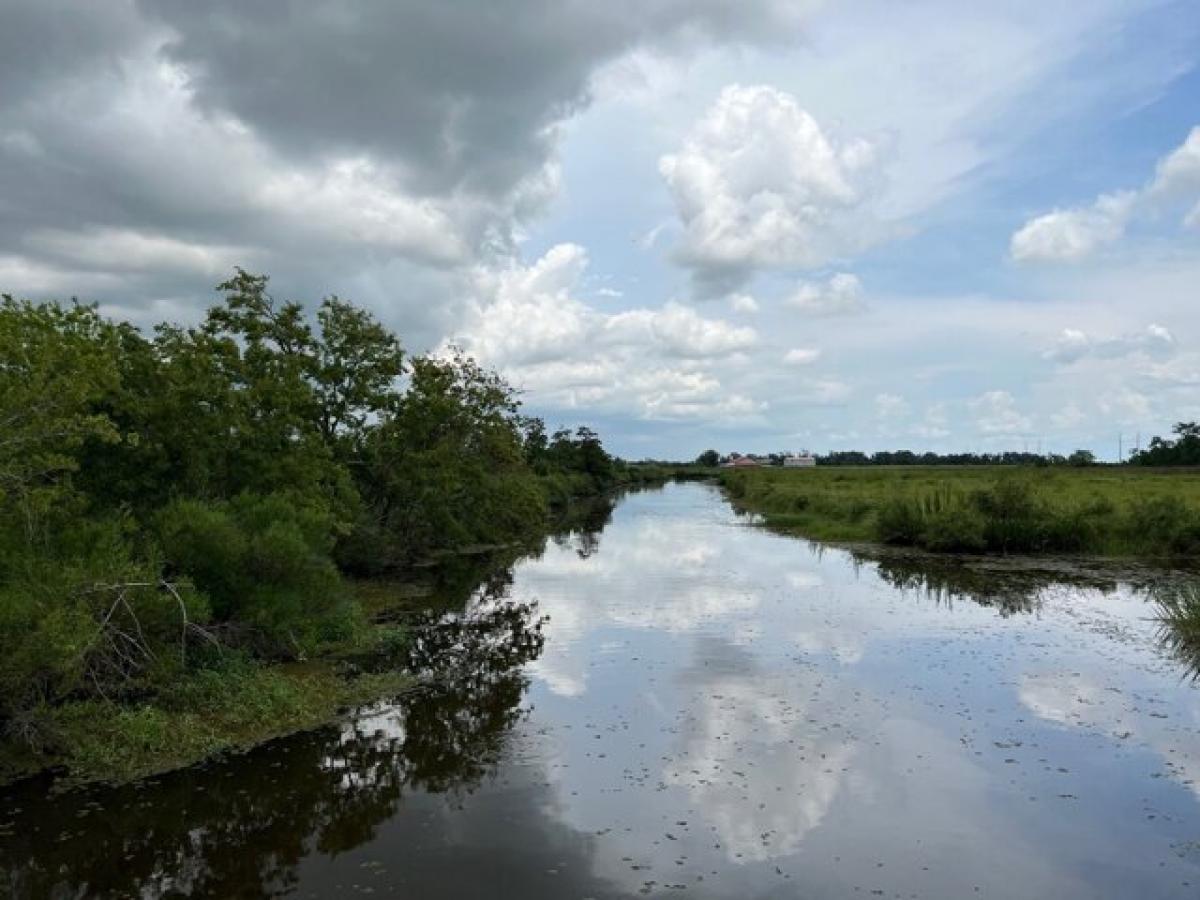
[783,453,816,468]
[721,456,761,468]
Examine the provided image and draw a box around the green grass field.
[720,466,1200,558]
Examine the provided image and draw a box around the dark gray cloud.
[0,0,145,109]
[140,0,805,197]
[0,0,807,340]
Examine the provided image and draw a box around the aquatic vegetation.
[1153,581,1200,679]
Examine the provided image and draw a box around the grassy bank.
[721,465,1200,557]
[5,662,414,786]
[0,578,421,787]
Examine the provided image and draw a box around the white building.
[783,453,816,467]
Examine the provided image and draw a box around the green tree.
[313,297,405,453]
[0,297,118,545]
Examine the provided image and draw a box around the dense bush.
[155,494,349,655]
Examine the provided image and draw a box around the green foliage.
[1124,496,1200,555]
[695,449,721,467]
[155,494,349,654]
[0,297,119,540]
[0,515,209,728]
[0,270,619,774]
[1130,422,1200,467]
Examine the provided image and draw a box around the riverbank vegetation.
[0,271,642,783]
[721,465,1200,557]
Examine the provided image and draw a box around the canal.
[2,482,1198,898]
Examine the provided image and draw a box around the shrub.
[973,479,1045,553]
[155,493,348,656]
[876,497,925,545]
[920,506,987,552]
[0,517,207,724]
[1125,496,1200,555]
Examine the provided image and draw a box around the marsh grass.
[722,466,1200,558]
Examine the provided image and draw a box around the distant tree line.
[0,270,627,733]
[1129,423,1200,466]
[694,449,1099,467]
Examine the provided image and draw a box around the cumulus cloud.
[1011,125,1200,262]
[968,390,1032,435]
[1009,191,1135,263]
[451,244,763,422]
[1147,125,1200,205]
[784,272,867,316]
[1042,323,1174,363]
[0,0,813,334]
[729,293,759,313]
[660,85,884,294]
[783,347,821,365]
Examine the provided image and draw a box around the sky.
[2,1,1198,460]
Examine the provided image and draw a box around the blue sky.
[2,0,1198,459]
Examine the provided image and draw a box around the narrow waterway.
[3,482,1199,898]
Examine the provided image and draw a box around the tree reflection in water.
[0,580,548,899]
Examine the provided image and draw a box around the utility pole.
[1118,433,1123,464]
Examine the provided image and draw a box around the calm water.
[3,482,1199,898]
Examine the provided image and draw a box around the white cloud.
[452,244,764,423]
[968,390,1032,434]
[783,347,821,366]
[1010,191,1135,263]
[784,272,866,316]
[607,301,758,359]
[1043,323,1175,363]
[459,243,594,366]
[1147,125,1200,202]
[729,293,759,313]
[1012,126,1200,262]
[660,85,883,293]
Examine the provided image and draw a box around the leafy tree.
[0,297,119,545]
[696,449,720,467]
[1131,423,1200,466]
[313,296,404,453]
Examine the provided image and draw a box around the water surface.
[3,482,1199,898]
